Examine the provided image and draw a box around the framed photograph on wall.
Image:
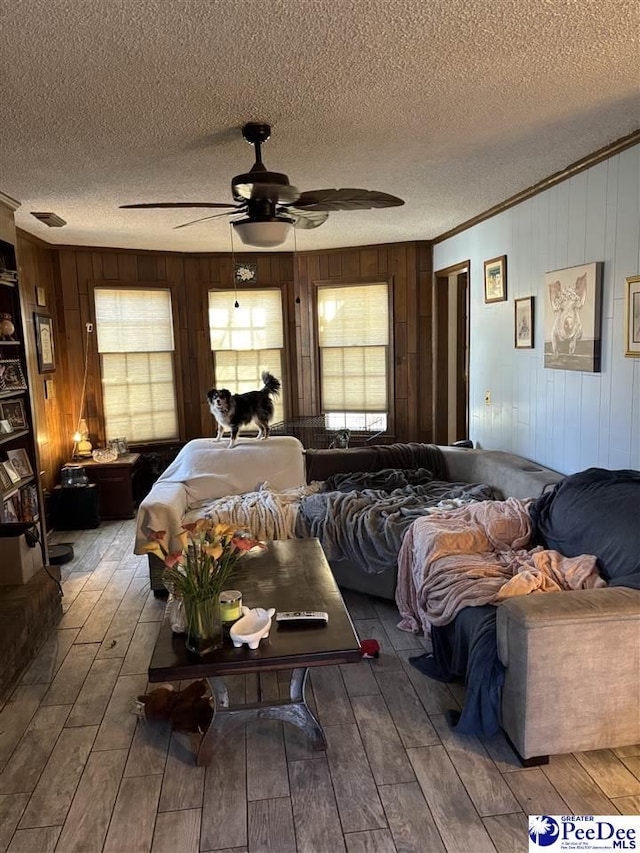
[514,297,534,349]
[625,275,640,358]
[234,262,257,284]
[544,262,603,372]
[34,313,56,372]
[484,255,507,303]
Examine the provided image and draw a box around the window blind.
[317,284,389,413]
[94,288,178,442]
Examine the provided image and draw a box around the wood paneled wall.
[15,238,434,489]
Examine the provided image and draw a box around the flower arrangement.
[142,519,264,654]
[143,519,262,600]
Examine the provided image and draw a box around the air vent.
[30,212,67,227]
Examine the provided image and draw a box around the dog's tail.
[261,371,281,397]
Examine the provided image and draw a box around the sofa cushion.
[529,467,640,588]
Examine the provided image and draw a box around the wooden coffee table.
[148,538,362,765]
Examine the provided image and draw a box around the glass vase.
[183,596,223,655]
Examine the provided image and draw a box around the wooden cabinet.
[63,453,142,519]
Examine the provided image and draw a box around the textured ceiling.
[0,0,638,253]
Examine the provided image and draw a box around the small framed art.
[625,275,640,358]
[234,262,257,283]
[484,255,507,303]
[34,313,55,373]
[0,400,27,430]
[0,359,27,391]
[7,448,33,479]
[514,297,534,349]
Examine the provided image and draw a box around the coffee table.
[148,538,362,765]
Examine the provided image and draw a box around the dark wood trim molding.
[433,129,640,244]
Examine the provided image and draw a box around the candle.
[219,590,242,623]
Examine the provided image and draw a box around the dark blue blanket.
[411,467,640,737]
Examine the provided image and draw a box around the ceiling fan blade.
[173,208,246,229]
[120,202,236,209]
[292,188,405,211]
[234,182,300,204]
[287,208,330,230]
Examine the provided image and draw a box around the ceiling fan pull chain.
[229,223,239,308]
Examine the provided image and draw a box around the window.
[208,289,285,423]
[317,283,389,431]
[94,288,178,442]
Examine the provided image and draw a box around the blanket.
[396,497,604,636]
[398,497,605,737]
[296,470,497,575]
[182,483,322,541]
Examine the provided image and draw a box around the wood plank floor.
[1,520,638,853]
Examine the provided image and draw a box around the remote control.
[276,610,329,624]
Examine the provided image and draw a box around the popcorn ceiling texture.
[0,0,638,252]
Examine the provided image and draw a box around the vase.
[183,596,223,655]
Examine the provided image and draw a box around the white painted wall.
[433,145,640,475]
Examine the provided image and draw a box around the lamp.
[233,217,293,248]
[73,419,93,458]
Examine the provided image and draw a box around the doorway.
[433,262,469,445]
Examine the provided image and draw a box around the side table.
[63,453,142,519]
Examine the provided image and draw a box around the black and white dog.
[207,371,281,448]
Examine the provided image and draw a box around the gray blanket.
[296,470,497,574]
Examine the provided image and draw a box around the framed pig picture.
[544,262,603,372]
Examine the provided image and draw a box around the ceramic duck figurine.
[229,606,276,649]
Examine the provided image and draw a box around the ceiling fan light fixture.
[232,217,293,248]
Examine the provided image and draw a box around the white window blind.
[208,289,285,423]
[317,283,389,414]
[95,288,178,442]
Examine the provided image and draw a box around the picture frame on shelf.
[0,419,12,435]
[2,497,19,523]
[483,255,507,303]
[2,459,21,484]
[18,484,38,522]
[0,464,11,490]
[0,359,27,391]
[624,275,640,358]
[33,313,56,373]
[544,261,603,372]
[7,448,33,479]
[0,400,26,430]
[514,297,535,349]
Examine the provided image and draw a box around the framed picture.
[7,448,33,479]
[625,275,640,358]
[234,262,257,284]
[2,459,21,484]
[514,297,535,349]
[0,400,26,430]
[34,313,56,372]
[484,255,507,303]
[0,464,11,490]
[0,359,27,391]
[544,262,603,372]
[2,498,19,523]
[0,419,12,434]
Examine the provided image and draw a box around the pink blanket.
[396,497,605,636]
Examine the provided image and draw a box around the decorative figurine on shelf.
[0,313,16,341]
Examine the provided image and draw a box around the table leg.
[196,668,326,766]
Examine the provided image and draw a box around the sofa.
[135,436,562,598]
[134,436,640,763]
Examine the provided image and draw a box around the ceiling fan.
[120,123,405,247]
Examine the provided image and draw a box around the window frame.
[207,285,290,427]
[313,278,394,435]
[91,282,184,448]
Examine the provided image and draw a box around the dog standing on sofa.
[207,371,281,448]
